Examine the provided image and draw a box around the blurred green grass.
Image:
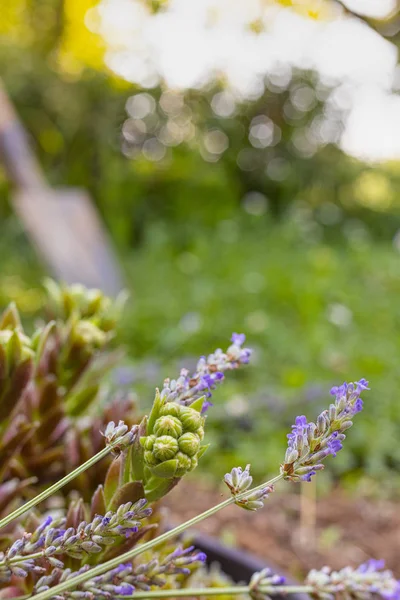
[118,215,400,487]
[2,212,400,488]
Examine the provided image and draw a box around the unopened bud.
[178,432,200,457]
[179,407,203,433]
[159,402,181,418]
[284,448,298,464]
[154,416,182,439]
[153,435,179,461]
[175,452,192,476]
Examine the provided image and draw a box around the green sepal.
[129,416,147,482]
[149,459,178,479]
[109,481,146,511]
[189,396,205,413]
[147,389,164,435]
[197,444,210,459]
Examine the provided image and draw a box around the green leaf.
[144,476,180,503]
[129,416,147,482]
[7,331,22,372]
[149,459,178,479]
[189,396,205,413]
[0,303,22,330]
[66,384,100,417]
[147,389,164,435]
[108,481,146,511]
[197,444,210,459]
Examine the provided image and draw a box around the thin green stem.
[0,445,112,531]
[32,473,284,600]
[8,551,43,565]
[116,585,314,598]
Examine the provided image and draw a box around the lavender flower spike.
[250,568,286,600]
[34,546,206,598]
[0,501,152,583]
[160,333,252,412]
[306,560,400,600]
[281,379,369,482]
[224,465,274,511]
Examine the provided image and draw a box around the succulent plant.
[0,281,137,522]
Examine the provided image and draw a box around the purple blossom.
[1,503,151,583]
[306,560,400,600]
[231,333,246,345]
[282,379,369,482]
[250,567,287,598]
[116,583,135,595]
[301,470,316,482]
[160,334,252,411]
[201,400,214,412]
[359,560,386,573]
[327,432,343,457]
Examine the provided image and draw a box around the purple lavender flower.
[224,465,274,511]
[231,333,246,345]
[306,560,400,600]
[0,502,152,582]
[33,546,206,598]
[250,568,286,600]
[160,334,251,411]
[281,379,369,482]
[102,421,138,454]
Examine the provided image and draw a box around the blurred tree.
[1,0,400,249]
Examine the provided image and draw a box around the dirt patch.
[163,479,400,578]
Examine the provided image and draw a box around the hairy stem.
[32,473,284,600]
[0,446,112,530]
[117,585,314,598]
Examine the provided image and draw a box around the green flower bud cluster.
[140,394,208,480]
[69,318,109,351]
[44,279,127,333]
[0,303,35,374]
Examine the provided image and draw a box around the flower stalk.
[115,585,315,598]
[30,474,284,600]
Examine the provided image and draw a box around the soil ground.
[164,479,400,579]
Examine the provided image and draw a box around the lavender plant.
[0,281,397,600]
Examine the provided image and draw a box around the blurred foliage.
[2,0,400,489]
